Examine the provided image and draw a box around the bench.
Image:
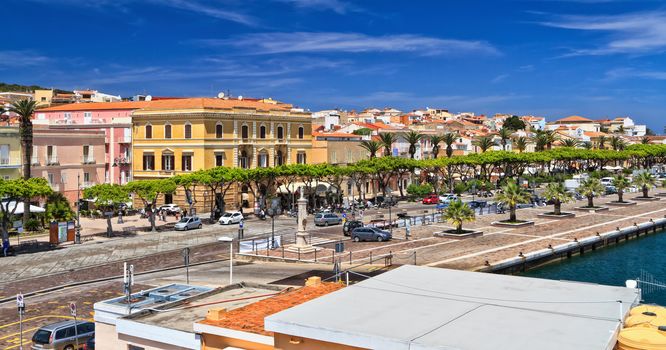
[18,240,39,251]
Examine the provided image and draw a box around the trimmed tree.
[83,184,130,237]
[496,180,531,222]
[0,178,52,242]
[125,179,177,232]
[442,199,475,234]
[359,140,381,159]
[543,182,573,215]
[612,175,630,203]
[579,177,605,208]
[634,172,656,198]
[8,99,39,226]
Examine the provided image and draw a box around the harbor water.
[522,228,666,305]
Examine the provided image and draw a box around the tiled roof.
[39,101,152,111]
[313,132,362,138]
[198,282,343,336]
[555,115,594,123]
[137,98,293,112]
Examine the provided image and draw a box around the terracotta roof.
[137,98,293,112]
[39,101,152,111]
[584,131,609,137]
[198,282,343,336]
[555,115,594,123]
[313,132,362,138]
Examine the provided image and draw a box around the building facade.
[131,97,313,212]
[0,127,22,179]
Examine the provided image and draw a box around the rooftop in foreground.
[266,265,640,350]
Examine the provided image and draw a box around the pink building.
[35,101,150,185]
[32,126,106,204]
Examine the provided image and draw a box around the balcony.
[46,156,59,166]
[81,156,96,164]
[0,157,21,168]
[82,181,94,188]
[49,183,60,191]
[118,136,132,143]
[31,156,40,166]
[111,156,131,166]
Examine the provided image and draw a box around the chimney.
[305,276,322,287]
[206,308,227,322]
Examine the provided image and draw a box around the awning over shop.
[277,181,339,194]
[1,201,46,215]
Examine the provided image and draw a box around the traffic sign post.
[182,247,191,284]
[70,302,79,349]
[17,293,24,350]
[123,262,135,315]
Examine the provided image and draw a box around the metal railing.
[46,156,59,165]
[81,156,95,164]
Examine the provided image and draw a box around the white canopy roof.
[1,201,46,215]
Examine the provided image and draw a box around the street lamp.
[387,190,393,236]
[75,174,81,244]
[218,236,233,285]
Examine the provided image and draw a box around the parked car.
[314,213,342,226]
[438,194,458,203]
[218,211,244,225]
[422,194,439,205]
[174,216,202,231]
[159,204,181,215]
[600,177,615,186]
[83,337,94,350]
[351,227,392,242]
[435,202,449,210]
[31,320,95,350]
[375,195,398,207]
[343,220,364,236]
[467,200,488,209]
[605,186,618,195]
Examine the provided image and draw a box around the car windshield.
[179,218,189,223]
[32,329,52,344]
[223,213,233,217]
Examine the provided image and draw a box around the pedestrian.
[183,209,188,217]
[2,239,9,257]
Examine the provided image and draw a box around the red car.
[422,194,439,205]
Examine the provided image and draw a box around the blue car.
[436,202,449,210]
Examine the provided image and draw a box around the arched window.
[184,123,192,139]
[145,124,152,139]
[241,124,249,139]
[276,150,283,166]
[215,123,223,139]
[259,125,267,139]
[164,124,172,139]
[277,125,284,139]
[298,126,304,139]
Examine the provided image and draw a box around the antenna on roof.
[217,92,225,99]
[145,95,152,101]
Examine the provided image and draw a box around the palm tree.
[543,130,559,150]
[617,125,625,135]
[514,136,528,153]
[404,130,423,159]
[474,136,494,153]
[634,172,656,198]
[578,177,604,208]
[597,135,607,149]
[9,99,39,225]
[534,132,548,152]
[378,133,398,157]
[610,136,626,151]
[359,140,381,159]
[430,135,444,159]
[641,136,651,144]
[443,132,457,158]
[442,200,475,234]
[582,141,593,150]
[496,180,531,222]
[498,127,512,151]
[612,175,630,203]
[543,182,573,215]
[562,139,579,148]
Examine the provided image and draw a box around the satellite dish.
[217,92,225,99]
[238,95,243,100]
[145,95,152,101]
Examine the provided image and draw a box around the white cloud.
[491,74,509,83]
[540,11,666,55]
[196,32,500,56]
[276,0,358,14]
[605,68,666,80]
[0,51,49,68]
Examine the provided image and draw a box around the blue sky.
[3,0,666,131]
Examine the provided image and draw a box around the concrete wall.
[274,333,367,350]
[201,334,273,350]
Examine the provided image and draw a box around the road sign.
[16,294,24,308]
[342,213,347,219]
[239,220,244,229]
[69,302,76,317]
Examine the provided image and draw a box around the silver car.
[174,216,202,231]
[314,213,342,226]
[31,320,94,350]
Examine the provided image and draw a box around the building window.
[82,145,94,163]
[182,154,192,171]
[47,173,55,185]
[277,126,284,139]
[164,124,172,139]
[143,153,155,170]
[47,145,57,164]
[259,125,267,139]
[298,126,304,139]
[241,124,249,139]
[275,150,283,166]
[215,153,225,167]
[331,150,337,163]
[40,97,46,102]
[184,123,192,139]
[258,152,268,168]
[128,346,145,350]
[239,150,249,169]
[347,149,353,162]
[162,154,174,171]
[83,172,91,184]
[0,144,9,165]
[215,123,223,139]
[297,152,306,164]
[64,112,71,122]
[145,124,152,139]
[83,112,92,124]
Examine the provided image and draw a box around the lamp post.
[218,236,233,285]
[387,190,393,236]
[75,174,81,244]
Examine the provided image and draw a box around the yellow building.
[131,97,313,212]
[0,127,22,179]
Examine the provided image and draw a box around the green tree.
[641,136,651,144]
[503,116,526,131]
[612,175,630,203]
[359,140,381,159]
[514,136,528,153]
[8,99,39,226]
[353,128,373,136]
[83,184,130,237]
[474,136,494,153]
[378,133,398,156]
[443,132,457,158]
[442,200,475,234]
[406,183,433,198]
[610,136,626,151]
[498,127,512,151]
[582,141,593,150]
[634,172,656,198]
[45,192,75,222]
[534,132,548,152]
[543,182,573,215]
[430,135,444,159]
[543,130,559,150]
[0,178,52,241]
[495,180,531,222]
[404,130,423,159]
[579,177,604,208]
[125,179,177,232]
[562,139,579,148]
[646,128,656,136]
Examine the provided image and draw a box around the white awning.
[1,201,46,215]
[277,181,338,194]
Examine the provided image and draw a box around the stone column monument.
[287,186,316,253]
